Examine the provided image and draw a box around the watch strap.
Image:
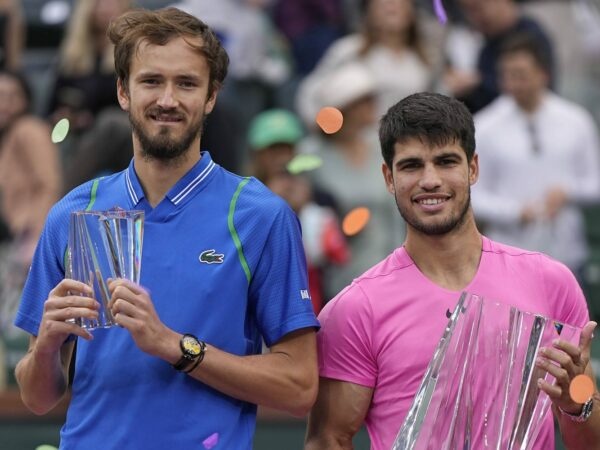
[559,397,594,423]
[173,353,196,371]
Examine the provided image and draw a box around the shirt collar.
[125,159,143,207]
[124,151,218,207]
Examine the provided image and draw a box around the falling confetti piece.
[316,106,343,134]
[342,207,371,236]
[51,118,70,143]
[569,374,594,404]
[203,432,219,449]
[287,154,323,174]
[433,0,447,24]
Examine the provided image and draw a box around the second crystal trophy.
[392,292,581,450]
[66,209,144,330]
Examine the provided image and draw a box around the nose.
[419,163,442,190]
[157,84,178,109]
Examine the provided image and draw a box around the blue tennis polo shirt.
[15,152,319,450]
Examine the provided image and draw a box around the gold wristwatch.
[173,334,206,372]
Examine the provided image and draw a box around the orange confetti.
[316,106,343,134]
[342,207,371,236]
[569,374,595,404]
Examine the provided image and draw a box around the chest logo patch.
[199,249,225,264]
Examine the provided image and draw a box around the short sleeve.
[317,283,377,388]
[541,255,590,328]
[248,202,319,347]
[14,206,68,336]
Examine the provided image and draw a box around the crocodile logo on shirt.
[199,249,224,264]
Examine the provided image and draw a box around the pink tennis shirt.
[317,236,589,450]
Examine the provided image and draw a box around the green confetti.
[286,154,323,175]
[51,118,70,144]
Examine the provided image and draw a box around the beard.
[129,106,205,163]
[395,187,472,236]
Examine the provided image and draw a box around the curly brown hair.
[108,7,229,98]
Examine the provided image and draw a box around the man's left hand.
[536,321,597,414]
[108,278,173,357]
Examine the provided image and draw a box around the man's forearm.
[557,393,600,450]
[15,342,71,415]
[156,329,318,416]
[186,343,317,416]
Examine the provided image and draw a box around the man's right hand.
[35,279,99,355]
[15,279,98,415]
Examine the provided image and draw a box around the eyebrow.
[433,152,463,161]
[395,152,463,167]
[134,72,202,82]
[135,71,161,78]
[394,157,422,168]
[175,74,202,82]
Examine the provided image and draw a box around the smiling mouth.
[149,113,183,123]
[415,197,448,206]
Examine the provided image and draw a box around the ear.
[382,163,395,195]
[204,89,218,115]
[117,78,130,112]
[469,153,479,185]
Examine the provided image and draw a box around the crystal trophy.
[393,292,581,450]
[66,209,144,329]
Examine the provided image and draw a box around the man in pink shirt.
[305,92,599,450]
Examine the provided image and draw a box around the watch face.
[182,335,201,356]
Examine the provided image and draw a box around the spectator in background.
[0,70,61,332]
[447,0,555,113]
[297,62,404,298]
[518,0,600,125]
[47,0,133,192]
[247,108,304,183]
[272,0,345,76]
[248,109,349,312]
[0,0,21,244]
[298,0,432,121]
[472,33,600,280]
[48,0,129,134]
[0,0,23,70]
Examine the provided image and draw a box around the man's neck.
[404,217,483,291]
[516,91,545,115]
[377,31,408,52]
[133,148,201,208]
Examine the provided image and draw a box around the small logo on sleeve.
[300,289,311,300]
[199,249,224,264]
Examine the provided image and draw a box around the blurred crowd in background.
[1,0,600,389]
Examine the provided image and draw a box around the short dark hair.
[498,32,553,74]
[379,92,475,168]
[108,7,229,97]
